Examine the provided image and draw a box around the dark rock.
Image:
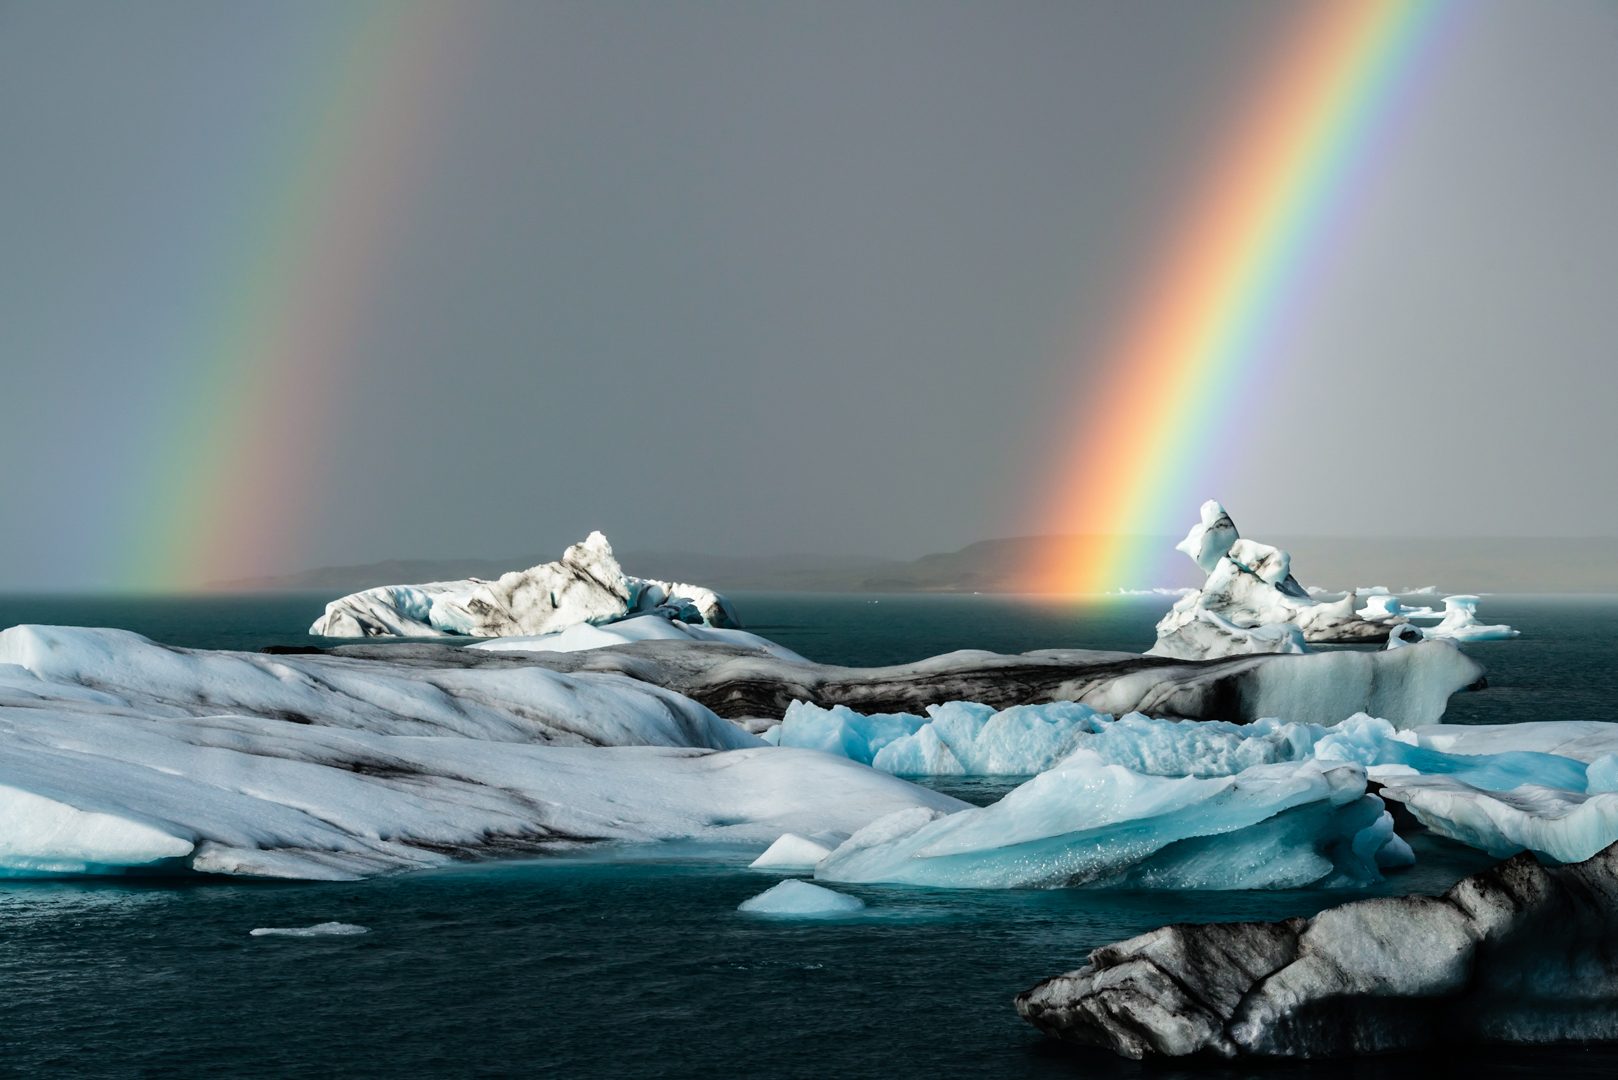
[1016,841,1618,1058]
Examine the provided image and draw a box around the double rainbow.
[1040,0,1456,593]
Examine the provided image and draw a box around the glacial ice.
[737,879,865,915]
[309,532,739,638]
[771,704,1618,877]
[1149,501,1518,659]
[814,756,1397,890]
[748,831,848,871]
[1418,594,1520,642]
[1017,840,1618,1058]
[250,922,369,937]
[468,613,807,663]
[0,625,963,879]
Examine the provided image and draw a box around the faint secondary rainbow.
[1039,0,1457,594]
[120,2,469,590]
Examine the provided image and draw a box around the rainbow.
[1039,0,1457,594]
[119,2,470,590]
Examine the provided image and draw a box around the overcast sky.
[1,1,1615,589]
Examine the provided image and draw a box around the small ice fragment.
[750,833,838,871]
[738,879,864,915]
[249,922,369,937]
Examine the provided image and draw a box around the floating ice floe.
[737,879,865,915]
[249,922,369,937]
[0,625,961,880]
[1017,839,1618,1058]
[310,532,738,638]
[1149,501,1517,659]
[813,757,1402,890]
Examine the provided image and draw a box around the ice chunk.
[773,700,1112,775]
[310,532,740,638]
[1420,595,1519,641]
[0,784,194,877]
[815,755,1396,890]
[737,879,865,915]
[249,922,369,937]
[749,832,844,871]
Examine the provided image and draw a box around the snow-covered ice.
[250,922,369,937]
[310,532,739,638]
[737,879,865,915]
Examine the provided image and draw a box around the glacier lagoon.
[1,592,1616,1076]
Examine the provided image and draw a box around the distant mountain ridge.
[208,535,1618,596]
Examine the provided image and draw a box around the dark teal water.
[0,592,1614,1077]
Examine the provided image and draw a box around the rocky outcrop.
[309,532,739,638]
[1016,840,1618,1058]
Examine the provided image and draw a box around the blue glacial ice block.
[816,755,1395,890]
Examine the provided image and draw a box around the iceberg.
[0,625,963,879]
[814,756,1399,890]
[310,532,739,638]
[1016,840,1618,1058]
[737,879,865,915]
[1148,501,1518,659]
[1418,594,1520,642]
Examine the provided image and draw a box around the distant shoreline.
[207,535,1618,596]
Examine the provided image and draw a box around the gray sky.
[1,1,1615,589]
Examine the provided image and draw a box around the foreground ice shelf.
[0,625,960,879]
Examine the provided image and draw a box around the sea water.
[0,592,1614,1077]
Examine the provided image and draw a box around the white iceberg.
[737,879,865,915]
[1418,594,1520,642]
[0,625,964,879]
[310,532,739,638]
[1150,501,1473,659]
